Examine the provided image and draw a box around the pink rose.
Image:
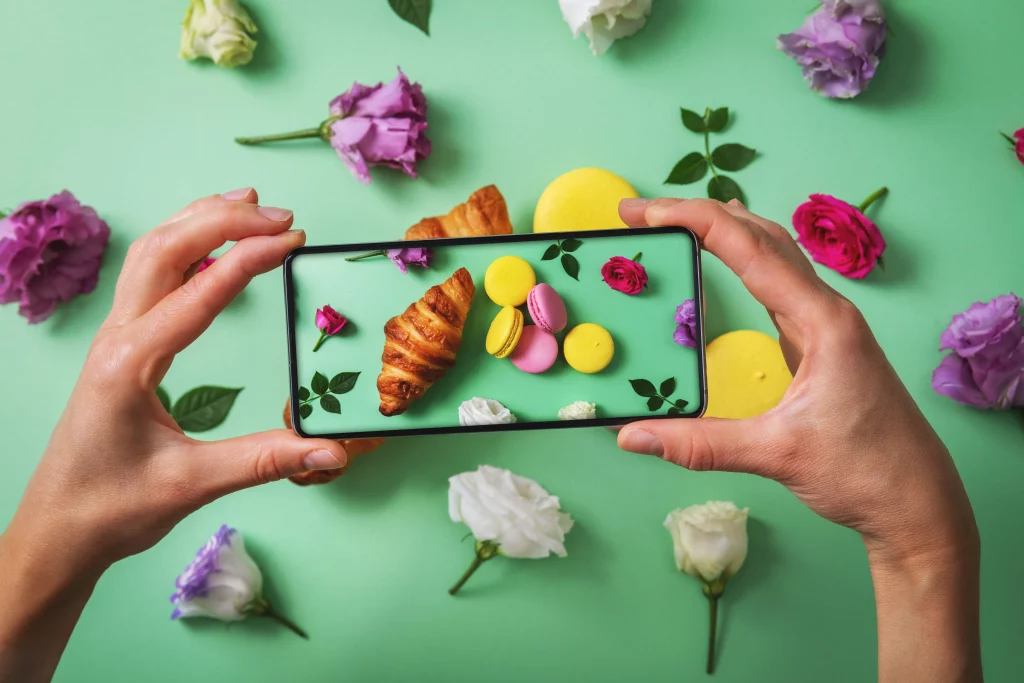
[601,255,648,295]
[313,304,347,352]
[792,191,887,279]
[196,256,216,273]
[1014,129,1024,165]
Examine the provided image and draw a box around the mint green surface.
[0,1,1022,681]
[290,232,701,436]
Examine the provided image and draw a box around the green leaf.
[387,0,431,35]
[156,386,171,413]
[560,238,583,253]
[329,372,360,395]
[667,406,684,416]
[299,403,313,420]
[647,396,665,411]
[1001,132,1017,146]
[708,175,745,204]
[674,399,689,409]
[680,108,706,133]
[172,386,243,433]
[561,253,579,281]
[320,394,341,414]
[298,386,310,402]
[660,377,676,397]
[311,372,329,396]
[711,143,756,172]
[665,152,707,185]
[629,379,657,397]
[541,244,561,261]
[707,107,729,133]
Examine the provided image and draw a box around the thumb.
[195,429,348,497]
[617,416,779,476]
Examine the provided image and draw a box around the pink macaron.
[510,325,559,374]
[526,283,567,334]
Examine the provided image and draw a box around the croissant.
[404,185,513,240]
[377,267,476,416]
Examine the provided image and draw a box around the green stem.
[344,249,388,262]
[263,604,309,639]
[1001,132,1017,146]
[706,594,719,675]
[312,331,328,352]
[632,252,642,262]
[235,127,324,145]
[857,187,888,213]
[448,541,499,596]
[704,126,719,180]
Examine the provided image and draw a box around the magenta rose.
[1009,128,1024,165]
[313,304,347,352]
[792,188,887,279]
[601,255,648,295]
[196,256,216,273]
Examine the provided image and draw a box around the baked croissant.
[377,267,476,416]
[404,185,513,240]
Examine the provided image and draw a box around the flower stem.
[1001,132,1017,146]
[448,540,499,596]
[312,331,328,352]
[704,125,719,180]
[263,604,309,639]
[632,252,642,262]
[706,594,719,675]
[857,187,889,213]
[235,127,324,145]
[344,250,388,262]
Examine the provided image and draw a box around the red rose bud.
[313,304,347,352]
[792,188,887,279]
[601,255,648,295]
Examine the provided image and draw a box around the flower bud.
[179,0,258,68]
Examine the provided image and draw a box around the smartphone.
[284,227,705,439]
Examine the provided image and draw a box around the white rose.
[558,0,653,55]
[664,501,749,584]
[558,401,597,420]
[170,526,263,621]
[179,0,258,68]
[458,397,517,427]
[448,465,574,559]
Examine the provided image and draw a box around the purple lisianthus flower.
[0,191,110,323]
[673,299,698,348]
[939,293,1023,359]
[327,68,431,184]
[170,525,262,622]
[777,0,888,99]
[385,247,433,274]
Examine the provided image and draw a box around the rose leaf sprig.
[299,371,360,418]
[541,238,582,280]
[630,377,688,415]
[792,188,888,279]
[664,502,749,674]
[170,525,307,639]
[388,0,431,35]
[345,247,433,274]
[447,466,574,595]
[1001,129,1024,165]
[156,385,242,432]
[666,107,757,204]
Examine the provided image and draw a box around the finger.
[159,187,258,227]
[193,430,349,497]
[109,193,293,324]
[134,230,304,369]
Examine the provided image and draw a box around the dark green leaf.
[298,386,310,401]
[320,394,341,414]
[707,107,729,133]
[1001,132,1017,146]
[299,403,313,419]
[172,386,243,433]
[560,238,583,253]
[541,244,561,261]
[665,152,708,185]
[660,377,676,397]
[680,108,706,133]
[647,396,665,411]
[561,253,579,281]
[387,0,431,35]
[708,175,745,204]
[329,372,360,395]
[674,399,689,409]
[311,372,329,396]
[629,379,657,397]
[667,407,684,416]
[711,143,756,172]
[156,386,171,413]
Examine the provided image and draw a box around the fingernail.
[620,198,652,207]
[221,187,253,200]
[285,229,305,240]
[728,198,746,208]
[258,206,293,222]
[619,429,664,457]
[302,449,345,471]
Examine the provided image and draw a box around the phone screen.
[284,227,705,439]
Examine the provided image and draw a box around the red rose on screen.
[792,194,886,279]
[601,256,648,295]
[1014,128,1024,164]
[315,305,347,335]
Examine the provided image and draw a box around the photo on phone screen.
[284,227,705,439]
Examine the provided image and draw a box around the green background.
[0,1,1021,681]
[289,232,701,436]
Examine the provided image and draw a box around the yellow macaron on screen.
[285,228,703,438]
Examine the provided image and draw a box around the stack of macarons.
[483,255,614,374]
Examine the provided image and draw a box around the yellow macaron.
[705,330,793,419]
[486,306,524,359]
[484,255,536,307]
[533,168,638,233]
[563,323,615,373]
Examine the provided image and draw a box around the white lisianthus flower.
[458,397,516,427]
[558,401,597,420]
[558,0,653,55]
[447,466,574,594]
[179,0,258,68]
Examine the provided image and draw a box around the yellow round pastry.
[534,168,638,233]
[705,330,793,419]
[485,306,524,359]
[563,323,615,374]
[484,256,536,307]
